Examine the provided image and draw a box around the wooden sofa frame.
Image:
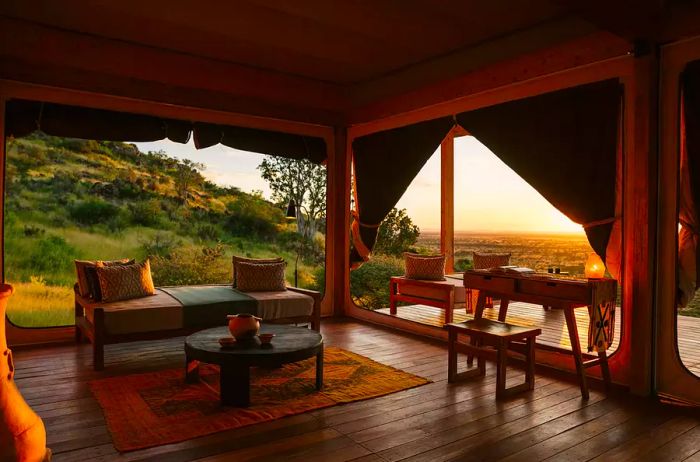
[75,285,322,370]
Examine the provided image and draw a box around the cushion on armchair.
[404,253,446,281]
[472,252,511,270]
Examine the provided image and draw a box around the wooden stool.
[447,319,541,400]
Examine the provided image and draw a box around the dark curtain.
[193,123,326,164]
[350,117,454,265]
[678,60,700,306]
[456,79,622,260]
[4,100,191,143]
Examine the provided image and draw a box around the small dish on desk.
[218,336,236,348]
[257,333,275,345]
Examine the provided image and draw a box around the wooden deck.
[11,319,700,461]
[376,303,700,377]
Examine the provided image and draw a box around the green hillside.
[4,132,325,327]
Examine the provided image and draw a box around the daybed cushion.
[80,289,182,335]
[245,290,314,320]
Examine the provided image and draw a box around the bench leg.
[448,329,457,383]
[389,281,398,315]
[526,337,536,390]
[496,341,508,399]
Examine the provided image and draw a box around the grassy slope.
[5,134,323,327]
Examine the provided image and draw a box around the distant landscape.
[417,231,595,276]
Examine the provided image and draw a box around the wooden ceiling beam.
[348,30,631,125]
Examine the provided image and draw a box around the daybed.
[75,284,321,370]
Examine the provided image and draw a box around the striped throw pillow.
[236,261,287,292]
[404,253,446,281]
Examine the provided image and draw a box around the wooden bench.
[447,319,541,400]
[389,275,469,324]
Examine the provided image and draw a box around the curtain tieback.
[680,219,700,236]
[582,216,620,229]
[351,210,382,229]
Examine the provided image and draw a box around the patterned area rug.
[90,347,430,452]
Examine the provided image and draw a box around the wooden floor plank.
[7,318,698,462]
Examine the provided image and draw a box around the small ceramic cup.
[257,333,275,345]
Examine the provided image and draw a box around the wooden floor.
[376,303,700,376]
[12,318,700,462]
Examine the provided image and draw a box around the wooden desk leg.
[448,329,457,383]
[498,298,510,322]
[526,337,536,390]
[496,339,508,400]
[598,350,612,391]
[563,306,589,399]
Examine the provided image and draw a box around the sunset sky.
[136,136,583,235]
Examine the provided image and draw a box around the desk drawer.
[463,273,515,294]
[518,279,589,302]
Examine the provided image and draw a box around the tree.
[373,208,420,256]
[172,159,205,205]
[257,157,326,239]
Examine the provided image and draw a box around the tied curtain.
[678,60,700,307]
[4,100,326,164]
[456,79,622,275]
[350,117,455,266]
[351,79,622,274]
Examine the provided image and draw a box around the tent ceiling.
[0,0,570,85]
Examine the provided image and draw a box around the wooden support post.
[329,126,350,317]
[441,131,455,273]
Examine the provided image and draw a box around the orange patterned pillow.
[75,258,133,298]
[96,259,155,303]
[232,256,284,287]
[472,252,511,270]
[236,261,287,292]
[404,253,446,281]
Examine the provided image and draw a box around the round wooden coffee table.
[184,324,323,407]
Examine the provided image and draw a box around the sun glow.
[395,136,585,235]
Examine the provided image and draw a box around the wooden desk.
[463,270,617,399]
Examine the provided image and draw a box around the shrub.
[140,233,180,257]
[27,235,77,285]
[150,244,231,286]
[454,258,473,272]
[129,199,166,227]
[69,198,119,225]
[195,223,221,242]
[349,255,404,309]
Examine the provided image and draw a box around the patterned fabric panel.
[236,261,287,292]
[472,252,511,270]
[97,260,155,303]
[232,256,284,287]
[76,259,134,299]
[404,253,446,281]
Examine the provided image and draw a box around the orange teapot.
[227,314,261,340]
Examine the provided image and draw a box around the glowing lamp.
[584,253,606,279]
